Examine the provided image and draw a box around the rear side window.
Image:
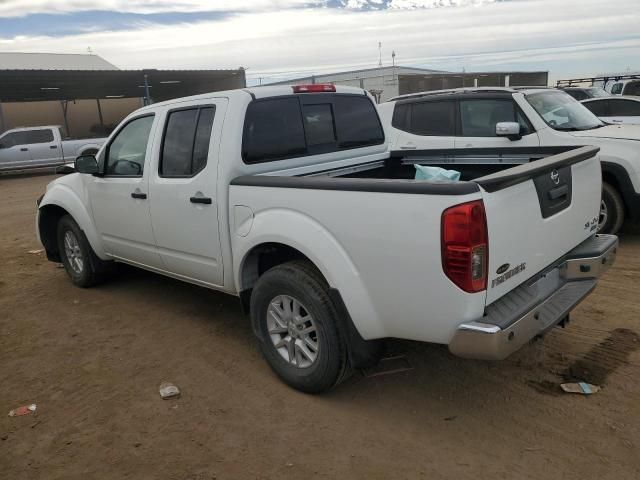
[611,83,623,95]
[583,100,609,117]
[242,98,306,163]
[160,106,215,177]
[391,101,456,136]
[23,129,54,144]
[333,96,384,148]
[242,94,384,164]
[610,100,640,116]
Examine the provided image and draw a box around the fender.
[233,208,386,340]
[39,176,107,259]
[76,142,103,154]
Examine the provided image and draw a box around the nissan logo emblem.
[550,169,560,185]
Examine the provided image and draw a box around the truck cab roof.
[387,86,557,103]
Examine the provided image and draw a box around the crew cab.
[36,85,617,393]
[0,125,104,172]
[379,87,640,234]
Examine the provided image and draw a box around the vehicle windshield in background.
[587,88,610,98]
[526,91,604,131]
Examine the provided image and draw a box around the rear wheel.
[56,215,111,287]
[250,261,349,393]
[599,182,625,234]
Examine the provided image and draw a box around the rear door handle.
[131,192,147,199]
[190,196,212,205]
[20,148,28,152]
[50,145,57,149]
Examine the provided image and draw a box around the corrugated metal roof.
[266,65,448,85]
[0,52,119,70]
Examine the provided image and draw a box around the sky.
[0,0,638,85]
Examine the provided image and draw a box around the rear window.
[242,94,384,164]
[333,96,384,148]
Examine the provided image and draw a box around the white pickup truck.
[36,85,617,393]
[379,87,640,234]
[0,125,105,172]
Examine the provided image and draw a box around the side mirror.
[55,164,75,175]
[75,154,99,174]
[496,122,522,141]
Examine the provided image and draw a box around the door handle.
[131,192,147,199]
[548,184,568,200]
[50,145,57,149]
[20,148,28,152]
[190,196,212,205]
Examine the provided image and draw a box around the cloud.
[0,0,319,17]
[0,0,637,83]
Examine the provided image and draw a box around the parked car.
[0,126,105,172]
[561,87,610,101]
[36,85,616,393]
[379,87,640,234]
[601,79,640,96]
[581,96,640,126]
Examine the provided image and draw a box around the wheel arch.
[233,209,385,341]
[38,186,106,261]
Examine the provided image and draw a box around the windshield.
[526,90,604,131]
[587,88,610,98]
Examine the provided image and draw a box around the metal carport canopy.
[0,69,245,102]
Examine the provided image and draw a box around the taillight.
[441,200,488,293]
[292,84,336,93]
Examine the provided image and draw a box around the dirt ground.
[1,172,639,480]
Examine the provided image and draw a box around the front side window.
[105,115,154,176]
[160,106,215,177]
[23,129,54,144]
[611,83,623,95]
[460,99,528,137]
[610,100,640,117]
[526,91,603,131]
[0,132,24,148]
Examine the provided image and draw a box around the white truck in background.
[0,125,105,172]
[379,87,640,234]
[36,85,617,393]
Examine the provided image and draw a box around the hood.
[569,124,640,141]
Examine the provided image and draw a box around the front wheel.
[57,215,111,287]
[598,182,625,234]
[250,261,349,393]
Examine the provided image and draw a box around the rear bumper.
[448,234,618,360]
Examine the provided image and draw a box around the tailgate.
[476,146,601,304]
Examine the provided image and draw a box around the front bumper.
[448,234,618,360]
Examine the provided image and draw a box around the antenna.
[378,42,382,67]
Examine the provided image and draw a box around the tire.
[599,182,625,235]
[56,215,111,288]
[250,261,350,393]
